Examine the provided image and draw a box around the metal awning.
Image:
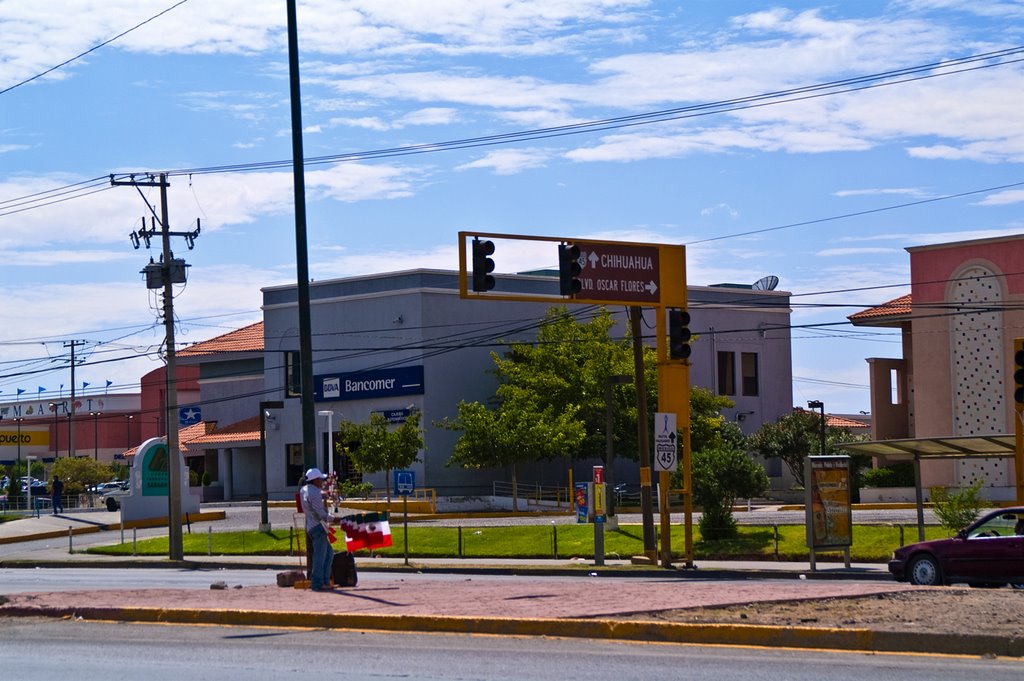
[837,434,1016,463]
[836,433,1019,542]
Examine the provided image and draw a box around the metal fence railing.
[492,481,571,508]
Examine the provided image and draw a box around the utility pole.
[63,339,86,458]
[286,0,319,472]
[111,172,200,562]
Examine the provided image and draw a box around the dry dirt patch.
[626,588,1024,637]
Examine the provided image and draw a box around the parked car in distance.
[90,481,125,494]
[100,483,130,511]
[889,506,1024,587]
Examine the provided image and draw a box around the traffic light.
[668,308,691,360]
[1014,338,1024,405]
[471,239,496,292]
[558,243,582,296]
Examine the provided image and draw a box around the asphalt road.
[3,618,1020,681]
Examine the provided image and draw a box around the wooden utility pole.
[112,172,200,562]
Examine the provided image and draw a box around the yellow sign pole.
[654,244,691,568]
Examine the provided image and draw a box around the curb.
[0,557,892,580]
[3,604,1020,657]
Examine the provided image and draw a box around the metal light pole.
[808,400,826,455]
[604,374,632,524]
[15,417,23,471]
[26,455,36,514]
[318,410,335,479]
[125,414,134,451]
[49,403,59,458]
[259,401,284,532]
[91,411,102,460]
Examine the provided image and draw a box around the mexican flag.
[340,512,392,551]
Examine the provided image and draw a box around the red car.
[889,507,1024,586]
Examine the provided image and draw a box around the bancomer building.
[223,268,795,501]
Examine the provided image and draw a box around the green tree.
[440,387,585,512]
[747,410,825,487]
[688,387,741,453]
[336,410,424,506]
[690,445,769,540]
[52,457,115,496]
[492,306,653,462]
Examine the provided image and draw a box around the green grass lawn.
[86,522,952,561]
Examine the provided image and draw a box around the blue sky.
[2,0,1024,415]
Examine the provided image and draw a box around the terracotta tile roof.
[826,415,869,429]
[178,322,264,357]
[187,415,261,446]
[848,294,912,322]
[123,420,210,458]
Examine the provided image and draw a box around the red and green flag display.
[336,512,392,551]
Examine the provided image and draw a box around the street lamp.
[318,410,335,479]
[259,401,284,532]
[48,403,59,458]
[15,417,24,470]
[25,455,36,514]
[604,374,632,522]
[91,411,102,460]
[807,400,826,455]
[125,414,134,451]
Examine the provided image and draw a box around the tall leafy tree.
[52,457,115,496]
[336,410,424,505]
[747,410,867,488]
[491,306,653,462]
[440,386,585,511]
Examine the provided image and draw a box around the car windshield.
[966,512,1021,538]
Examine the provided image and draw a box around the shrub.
[339,479,374,499]
[201,472,211,487]
[931,480,984,533]
[861,462,915,488]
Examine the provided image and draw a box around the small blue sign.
[315,366,424,402]
[179,406,202,426]
[394,469,415,496]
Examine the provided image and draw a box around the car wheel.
[105,496,120,512]
[908,554,942,586]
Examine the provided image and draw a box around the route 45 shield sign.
[653,412,678,472]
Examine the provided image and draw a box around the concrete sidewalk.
[8,509,1017,657]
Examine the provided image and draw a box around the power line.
[0,0,191,97]
[4,45,1022,218]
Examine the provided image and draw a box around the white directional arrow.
[587,251,599,268]
[645,281,658,295]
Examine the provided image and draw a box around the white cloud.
[834,188,929,198]
[816,247,900,257]
[700,203,739,219]
[978,189,1024,206]
[456,148,551,175]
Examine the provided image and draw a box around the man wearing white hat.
[300,467,338,591]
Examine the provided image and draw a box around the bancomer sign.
[573,242,661,304]
[315,366,424,402]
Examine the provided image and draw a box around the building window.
[285,351,301,398]
[286,443,304,487]
[717,351,735,396]
[741,352,759,396]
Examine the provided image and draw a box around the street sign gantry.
[458,231,693,568]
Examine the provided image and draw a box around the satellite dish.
[752,275,779,291]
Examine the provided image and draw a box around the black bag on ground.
[332,551,358,587]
